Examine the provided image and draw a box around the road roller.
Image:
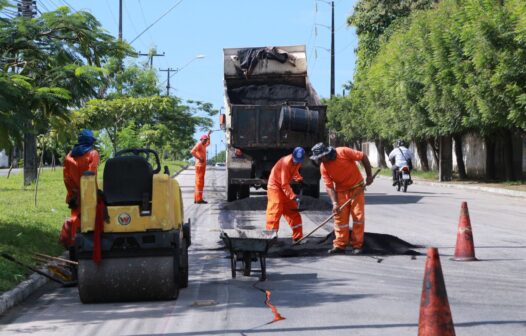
[75,148,190,303]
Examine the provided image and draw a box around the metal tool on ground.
[1,253,77,287]
[220,230,277,281]
[292,169,380,246]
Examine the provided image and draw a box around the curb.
[171,165,189,178]
[0,272,48,316]
[415,180,526,198]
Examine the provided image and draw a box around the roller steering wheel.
[115,148,161,174]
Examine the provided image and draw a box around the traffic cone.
[418,247,456,336]
[452,201,477,261]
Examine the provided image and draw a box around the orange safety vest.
[320,147,364,192]
[63,149,99,203]
[267,154,303,201]
[191,139,210,167]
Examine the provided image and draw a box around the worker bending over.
[265,147,305,242]
[310,143,373,255]
[191,130,212,204]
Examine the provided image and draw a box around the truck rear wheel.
[226,168,238,202]
[303,182,320,198]
[238,185,250,199]
[227,183,238,202]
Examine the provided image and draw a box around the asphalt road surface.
[1,167,525,335]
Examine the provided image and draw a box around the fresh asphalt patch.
[268,231,422,258]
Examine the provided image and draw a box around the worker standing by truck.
[310,143,374,255]
[265,147,305,242]
[191,130,212,204]
[62,129,100,253]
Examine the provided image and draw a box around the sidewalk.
[378,175,526,198]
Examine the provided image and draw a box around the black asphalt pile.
[221,195,329,212]
[267,231,422,258]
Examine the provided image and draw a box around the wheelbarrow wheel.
[231,253,237,278]
[242,252,252,276]
[259,253,267,281]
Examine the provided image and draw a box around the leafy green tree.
[0,5,128,184]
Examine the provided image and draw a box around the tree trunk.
[453,134,467,179]
[23,130,38,186]
[485,136,496,180]
[511,130,523,181]
[428,138,440,169]
[439,135,453,181]
[416,140,429,171]
[500,129,514,181]
[374,139,387,168]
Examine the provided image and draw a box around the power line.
[137,0,156,46]
[130,0,184,44]
[60,0,75,12]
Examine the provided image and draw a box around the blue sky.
[40,0,358,157]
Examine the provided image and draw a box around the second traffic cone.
[452,201,477,261]
[418,247,456,336]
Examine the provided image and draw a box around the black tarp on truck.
[221,45,327,201]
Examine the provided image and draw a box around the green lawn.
[0,160,187,293]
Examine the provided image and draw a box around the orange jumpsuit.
[191,139,210,202]
[265,154,303,240]
[320,147,365,249]
[63,149,100,239]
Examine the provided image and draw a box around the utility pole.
[330,0,335,97]
[19,0,37,185]
[118,0,123,41]
[159,68,177,96]
[215,144,217,162]
[138,51,165,69]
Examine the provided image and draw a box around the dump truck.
[221,45,327,201]
[75,149,190,302]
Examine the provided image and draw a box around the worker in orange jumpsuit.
[310,143,373,255]
[62,129,100,250]
[265,147,305,242]
[191,130,212,204]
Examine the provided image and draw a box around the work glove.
[295,197,301,208]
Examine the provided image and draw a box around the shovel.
[1,252,77,287]
[290,184,304,213]
[292,169,381,246]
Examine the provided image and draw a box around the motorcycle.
[395,165,412,192]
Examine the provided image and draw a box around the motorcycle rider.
[388,139,414,185]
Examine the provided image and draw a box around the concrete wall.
[362,133,525,178]
[0,149,8,168]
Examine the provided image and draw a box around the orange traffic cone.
[418,247,456,336]
[452,201,477,261]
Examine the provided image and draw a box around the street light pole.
[160,55,205,96]
[330,0,335,97]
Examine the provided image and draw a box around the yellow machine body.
[80,174,184,233]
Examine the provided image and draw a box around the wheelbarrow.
[220,230,277,281]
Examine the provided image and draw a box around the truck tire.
[238,185,250,199]
[304,182,320,198]
[227,183,238,202]
[226,168,238,202]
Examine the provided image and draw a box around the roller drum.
[78,256,179,303]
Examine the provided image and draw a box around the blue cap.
[78,129,96,143]
[292,147,305,163]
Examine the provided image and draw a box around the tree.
[0,6,128,184]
